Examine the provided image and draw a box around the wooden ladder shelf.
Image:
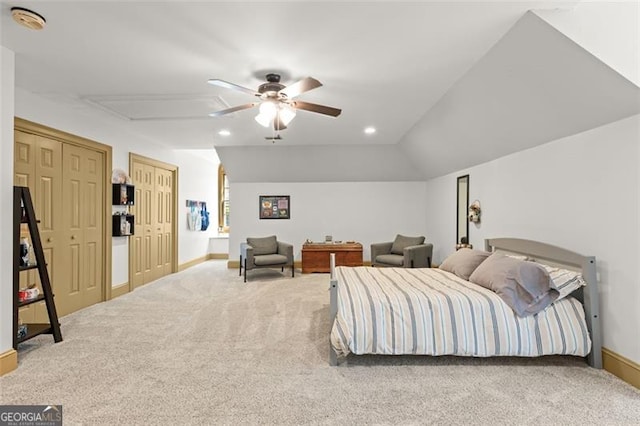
[13,186,63,349]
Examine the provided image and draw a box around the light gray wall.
[425,115,640,364]
[230,181,428,262]
[0,46,15,354]
[216,144,424,183]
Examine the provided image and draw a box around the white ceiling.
[1,0,584,150]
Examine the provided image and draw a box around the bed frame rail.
[329,253,339,366]
[485,238,602,368]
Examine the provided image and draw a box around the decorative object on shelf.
[18,284,39,302]
[111,168,132,184]
[468,200,481,223]
[19,237,30,266]
[259,195,290,219]
[17,322,27,339]
[119,214,131,235]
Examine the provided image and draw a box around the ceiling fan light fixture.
[259,101,277,117]
[254,114,271,127]
[255,101,277,127]
[279,104,296,126]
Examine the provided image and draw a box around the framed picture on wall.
[259,195,290,219]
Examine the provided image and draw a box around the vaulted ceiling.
[1,1,638,182]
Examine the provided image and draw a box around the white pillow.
[539,264,587,300]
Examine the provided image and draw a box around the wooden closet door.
[14,132,63,323]
[81,148,104,307]
[130,156,176,287]
[61,144,103,315]
[151,167,167,280]
[161,169,174,275]
[14,131,37,318]
[142,164,157,284]
[130,161,144,288]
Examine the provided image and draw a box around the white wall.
[174,149,220,263]
[230,181,427,262]
[0,46,15,353]
[425,115,640,364]
[14,89,218,285]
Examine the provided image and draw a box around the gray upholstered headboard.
[485,238,602,368]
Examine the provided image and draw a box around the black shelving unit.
[112,183,135,205]
[112,183,135,237]
[112,214,135,236]
[13,186,63,349]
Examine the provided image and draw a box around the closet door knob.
[47,237,53,242]
[71,235,76,240]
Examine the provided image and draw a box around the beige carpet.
[1,261,639,425]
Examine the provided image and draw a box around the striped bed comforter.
[330,266,591,358]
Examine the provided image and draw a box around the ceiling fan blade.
[279,77,322,99]
[274,115,288,131]
[208,79,260,97]
[208,102,258,117]
[293,100,342,117]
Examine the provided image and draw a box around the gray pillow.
[246,235,278,256]
[390,234,425,255]
[439,248,490,281]
[468,253,559,317]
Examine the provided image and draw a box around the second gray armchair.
[371,234,432,268]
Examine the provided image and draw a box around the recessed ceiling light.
[364,127,376,135]
[218,130,231,136]
[11,7,46,30]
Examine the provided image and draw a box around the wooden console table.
[301,242,363,273]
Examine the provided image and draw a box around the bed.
[329,238,602,368]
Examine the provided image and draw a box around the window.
[218,164,230,232]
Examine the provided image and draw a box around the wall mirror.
[456,175,469,245]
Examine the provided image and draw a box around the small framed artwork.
[259,195,290,219]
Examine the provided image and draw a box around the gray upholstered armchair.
[240,235,294,282]
[371,234,432,268]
